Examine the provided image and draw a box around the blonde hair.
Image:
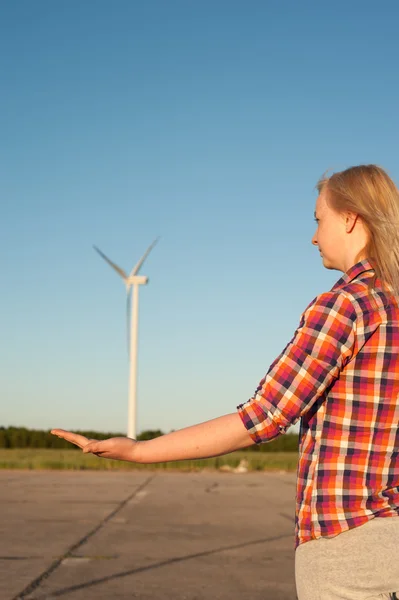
[317,165,399,299]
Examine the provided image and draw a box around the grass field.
[0,449,299,472]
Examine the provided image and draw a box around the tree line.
[0,426,299,452]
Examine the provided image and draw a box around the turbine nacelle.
[127,275,148,286]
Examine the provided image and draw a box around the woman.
[53,165,399,600]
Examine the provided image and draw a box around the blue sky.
[1,0,399,435]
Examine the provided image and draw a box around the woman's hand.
[51,429,138,462]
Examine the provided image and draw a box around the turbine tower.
[93,238,159,439]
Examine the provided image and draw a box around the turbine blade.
[93,246,128,280]
[130,237,160,276]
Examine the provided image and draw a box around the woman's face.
[312,189,348,272]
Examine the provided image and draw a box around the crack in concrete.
[11,474,155,600]
[26,532,293,599]
[205,482,219,493]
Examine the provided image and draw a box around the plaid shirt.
[237,259,399,549]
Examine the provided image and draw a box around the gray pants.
[295,517,399,599]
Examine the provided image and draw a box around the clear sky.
[2,0,399,435]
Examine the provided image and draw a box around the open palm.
[51,429,137,462]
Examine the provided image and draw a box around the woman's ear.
[345,213,359,234]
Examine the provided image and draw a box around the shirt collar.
[331,259,375,291]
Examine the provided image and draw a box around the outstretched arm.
[51,412,255,463]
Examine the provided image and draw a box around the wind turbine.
[93,238,159,439]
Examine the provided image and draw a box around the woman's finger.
[51,429,91,449]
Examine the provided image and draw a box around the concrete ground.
[1,470,298,600]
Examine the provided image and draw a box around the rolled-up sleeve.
[237,291,358,444]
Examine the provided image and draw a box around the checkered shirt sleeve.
[237,291,358,443]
